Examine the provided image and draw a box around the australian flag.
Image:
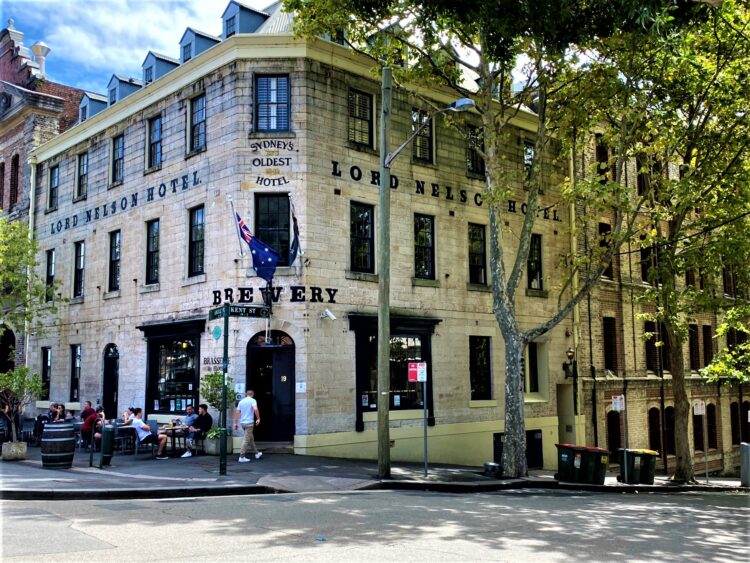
[235,211,281,282]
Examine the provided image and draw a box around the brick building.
[26,2,575,467]
[0,19,85,373]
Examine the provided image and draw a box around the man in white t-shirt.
[233,389,262,463]
[131,408,169,459]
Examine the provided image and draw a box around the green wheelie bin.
[555,444,585,482]
[584,447,610,485]
[636,449,658,485]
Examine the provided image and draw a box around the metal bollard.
[99,424,114,468]
[741,443,750,487]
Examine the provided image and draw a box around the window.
[412,109,433,163]
[362,335,427,410]
[523,141,534,178]
[45,249,55,302]
[108,230,121,292]
[687,324,700,370]
[595,134,609,184]
[9,154,18,206]
[640,242,657,283]
[743,401,750,442]
[414,214,435,280]
[693,411,704,452]
[730,402,740,445]
[469,336,492,400]
[41,347,51,401]
[645,321,671,372]
[189,94,206,152]
[723,265,736,297]
[350,201,374,273]
[466,125,485,175]
[347,89,373,147]
[144,66,153,84]
[0,162,4,208]
[598,222,613,279]
[526,341,540,393]
[109,88,117,105]
[69,344,81,402]
[80,105,88,122]
[636,156,647,196]
[703,325,713,366]
[182,43,192,62]
[48,165,59,209]
[226,16,236,37]
[188,205,205,277]
[648,407,661,452]
[73,241,85,298]
[665,406,676,455]
[146,219,160,284]
[255,194,290,265]
[685,268,696,288]
[706,403,717,450]
[527,234,543,290]
[146,337,199,416]
[603,317,618,372]
[148,115,162,169]
[112,135,124,184]
[75,152,88,199]
[468,223,486,285]
[256,75,290,132]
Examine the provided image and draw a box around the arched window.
[607,410,622,453]
[693,411,704,452]
[742,401,750,443]
[730,402,740,445]
[664,406,676,455]
[648,407,662,452]
[9,154,19,207]
[706,403,717,450]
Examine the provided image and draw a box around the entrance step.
[256,441,294,454]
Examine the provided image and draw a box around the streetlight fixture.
[564,346,578,415]
[377,66,476,478]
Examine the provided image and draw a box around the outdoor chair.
[113,420,135,453]
[135,420,158,458]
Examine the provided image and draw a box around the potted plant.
[0,366,43,461]
[199,370,234,455]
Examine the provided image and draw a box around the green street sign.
[209,304,270,320]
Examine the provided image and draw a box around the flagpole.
[228,195,245,257]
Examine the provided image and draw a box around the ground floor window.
[730,401,740,445]
[648,407,661,452]
[139,320,204,416]
[350,314,438,431]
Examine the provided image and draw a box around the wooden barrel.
[41,421,76,469]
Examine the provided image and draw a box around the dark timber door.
[247,331,295,442]
[102,344,119,417]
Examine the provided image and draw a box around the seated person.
[121,406,135,425]
[181,404,213,458]
[47,403,61,422]
[79,401,96,421]
[81,406,106,448]
[182,405,198,429]
[131,408,168,460]
[65,410,76,421]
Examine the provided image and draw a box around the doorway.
[102,344,119,417]
[246,331,295,442]
[607,410,622,453]
[0,327,16,374]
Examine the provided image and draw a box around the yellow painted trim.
[363,409,425,422]
[469,400,497,408]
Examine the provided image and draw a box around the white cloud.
[5,0,272,90]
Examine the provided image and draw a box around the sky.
[2,0,272,93]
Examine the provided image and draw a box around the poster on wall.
[154,400,159,410]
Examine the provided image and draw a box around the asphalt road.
[1,489,747,562]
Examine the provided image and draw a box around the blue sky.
[2,0,271,93]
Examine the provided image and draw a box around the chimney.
[31,41,50,76]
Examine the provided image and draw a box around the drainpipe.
[24,156,38,368]
[569,136,580,444]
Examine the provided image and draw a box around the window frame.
[255,193,290,266]
[182,43,192,62]
[189,94,207,153]
[112,134,125,184]
[41,347,51,401]
[466,124,485,175]
[523,140,535,178]
[226,15,236,37]
[0,162,4,209]
[414,213,435,280]
[9,154,19,206]
[255,74,290,132]
[75,152,88,200]
[147,115,163,169]
[469,335,492,400]
[598,222,614,279]
[468,223,487,285]
[48,164,59,210]
[527,233,543,290]
[146,219,160,285]
[350,201,375,274]
[411,108,433,164]
[45,248,55,302]
[73,240,85,298]
[80,105,88,122]
[188,205,205,277]
[347,88,374,148]
[688,324,700,370]
[69,344,81,402]
[109,87,117,106]
[603,316,618,372]
[144,66,153,84]
[108,230,121,292]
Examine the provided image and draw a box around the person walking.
[233,389,262,463]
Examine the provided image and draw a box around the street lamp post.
[376,66,475,478]
[564,347,579,444]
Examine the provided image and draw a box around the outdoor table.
[114,425,136,454]
[160,425,188,457]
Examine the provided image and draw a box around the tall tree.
[285,0,704,476]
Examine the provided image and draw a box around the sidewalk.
[1,444,745,500]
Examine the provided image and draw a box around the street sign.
[209,304,270,320]
[408,362,427,382]
[612,395,625,412]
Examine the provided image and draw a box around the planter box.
[204,437,234,456]
[2,441,28,461]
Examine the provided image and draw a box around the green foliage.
[205,427,223,439]
[702,305,750,383]
[0,217,57,337]
[0,366,44,443]
[199,370,233,412]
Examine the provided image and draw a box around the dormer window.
[183,43,192,62]
[144,66,153,84]
[226,16,236,37]
[80,105,88,122]
[109,88,117,106]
